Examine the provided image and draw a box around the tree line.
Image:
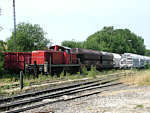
[1,24,149,55]
[62,26,150,56]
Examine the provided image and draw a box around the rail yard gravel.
[20,85,150,113]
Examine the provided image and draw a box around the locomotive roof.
[49,45,71,50]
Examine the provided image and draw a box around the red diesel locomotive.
[4,45,80,75]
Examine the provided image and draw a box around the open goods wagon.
[4,52,31,72]
[101,52,114,69]
[71,48,114,70]
[71,48,102,70]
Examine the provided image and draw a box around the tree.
[61,26,146,55]
[7,22,49,52]
[145,49,150,56]
[61,40,84,48]
[84,26,145,55]
[0,40,6,52]
[0,40,6,74]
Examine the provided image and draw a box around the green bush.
[0,61,4,73]
[77,72,81,75]
[60,71,65,79]
[0,88,4,95]
[81,66,88,75]
[65,72,71,80]
[52,74,58,80]
[0,52,6,76]
[88,65,97,78]
[144,64,150,69]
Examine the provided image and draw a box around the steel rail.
[0,72,129,112]
[0,77,121,112]
[0,72,124,104]
[6,82,127,113]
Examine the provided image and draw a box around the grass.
[120,69,150,86]
[0,87,7,96]
[0,69,124,86]
[135,104,144,109]
[60,71,65,79]
[0,69,134,96]
[88,66,97,78]
[0,88,3,94]
[81,66,88,75]
[0,68,150,97]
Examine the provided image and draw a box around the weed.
[24,81,31,87]
[135,104,144,109]
[24,74,34,80]
[38,74,48,81]
[77,71,81,75]
[88,65,97,78]
[65,72,71,80]
[0,88,3,95]
[120,70,150,86]
[60,71,65,79]
[144,64,150,69]
[81,66,88,75]
[53,75,58,80]
[3,85,10,89]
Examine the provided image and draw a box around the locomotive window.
[50,49,54,51]
[65,50,70,54]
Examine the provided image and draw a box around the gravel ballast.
[22,85,150,113]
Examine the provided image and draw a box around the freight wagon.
[100,52,113,69]
[120,53,150,69]
[4,52,31,71]
[71,48,114,70]
[111,53,121,68]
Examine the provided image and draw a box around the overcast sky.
[0,0,150,49]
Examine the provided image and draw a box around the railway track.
[0,72,129,113]
[0,72,124,104]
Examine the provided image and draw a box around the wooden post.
[44,61,48,74]
[20,71,23,90]
[33,61,38,78]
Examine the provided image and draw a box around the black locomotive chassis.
[25,63,81,75]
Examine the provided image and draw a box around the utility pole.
[0,8,1,15]
[0,8,2,31]
[13,0,16,51]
